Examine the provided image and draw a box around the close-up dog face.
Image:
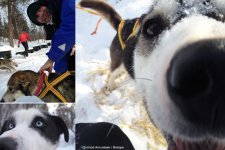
[0,108,69,150]
[133,0,225,149]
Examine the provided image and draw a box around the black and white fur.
[0,108,69,150]
[132,0,225,149]
[79,0,145,91]
[80,0,225,149]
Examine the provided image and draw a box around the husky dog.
[82,0,225,149]
[79,0,146,91]
[0,58,18,71]
[0,108,69,150]
[1,70,75,103]
[131,0,225,149]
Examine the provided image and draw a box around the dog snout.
[167,39,225,126]
[0,137,17,150]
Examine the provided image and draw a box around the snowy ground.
[76,0,167,150]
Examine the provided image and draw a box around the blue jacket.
[46,0,75,73]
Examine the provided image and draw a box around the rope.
[76,5,100,16]
[118,20,125,49]
[91,17,103,35]
[127,19,140,41]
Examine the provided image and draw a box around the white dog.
[0,108,69,150]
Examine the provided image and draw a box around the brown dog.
[0,58,18,71]
[1,70,75,102]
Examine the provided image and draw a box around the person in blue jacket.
[27,0,75,73]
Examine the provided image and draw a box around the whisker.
[134,77,152,81]
[115,77,152,89]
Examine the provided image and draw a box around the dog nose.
[0,137,17,150]
[167,39,225,126]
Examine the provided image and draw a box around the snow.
[76,0,166,150]
[0,45,14,52]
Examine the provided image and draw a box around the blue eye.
[8,123,15,129]
[36,121,44,127]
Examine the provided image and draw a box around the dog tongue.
[167,138,225,150]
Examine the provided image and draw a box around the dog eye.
[8,123,15,130]
[143,16,165,38]
[35,121,44,127]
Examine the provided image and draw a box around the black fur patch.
[30,114,69,144]
[0,118,16,135]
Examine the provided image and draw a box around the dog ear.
[18,74,30,88]
[51,116,69,142]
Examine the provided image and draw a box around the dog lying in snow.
[79,0,146,91]
[0,108,69,150]
[83,0,225,149]
[0,58,18,72]
[1,70,75,103]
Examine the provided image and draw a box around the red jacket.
[18,32,30,45]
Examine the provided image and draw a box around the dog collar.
[34,72,46,96]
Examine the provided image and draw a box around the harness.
[34,71,73,103]
[118,19,140,50]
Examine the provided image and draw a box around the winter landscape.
[76,0,167,149]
